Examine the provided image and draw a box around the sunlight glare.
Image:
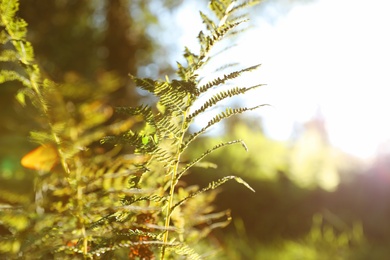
[238,0,390,159]
[175,0,390,159]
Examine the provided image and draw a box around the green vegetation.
[2,0,390,259]
[0,0,263,258]
[220,215,365,260]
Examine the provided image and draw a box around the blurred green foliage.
[187,116,390,259]
[0,0,184,205]
[219,214,368,260]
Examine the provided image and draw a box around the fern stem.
[160,95,191,259]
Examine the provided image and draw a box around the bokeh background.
[1,0,390,258]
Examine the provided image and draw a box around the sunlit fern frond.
[183,47,200,69]
[196,210,232,237]
[198,64,261,93]
[171,243,202,260]
[178,140,248,179]
[200,11,216,31]
[199,19,246,60]
[188,83,265,121]
[183,104,267,150]
[214,62,240,72]
[129,75,160,94]
[0,70,29,87]
[171,175,254,212]
[115,105,155,126]
[0,49,18,61]
[153,146,176,166]
[101,130,157,154]
[155,115,182,141]
[209,0,235,21]
[230,0,262,15]
[115,105,157,139]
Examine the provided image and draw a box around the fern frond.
[200,19,245,60]
[115,104,152,118]
[16,86,53,112]
[13,39,34,64]
[0,30,9,44]
[195,210,231,228]
[199,64,261,93]
[29,131,56,144]
[183,46,200,68]
[76,119,138,149]
[115,105,155,126]
[176,61,200,82]
[0,70,29,86]
[176,61,189,81]
[172,243,202,260]
[130,75,163,95]
[209,0,233,21]
[188,83,264,121]
[171,175,254,212]
[159,91,187,113]
[183,104,267,149]
[200,11,216,31]
[0,49,18,61]
[155,116,182,141]
[61,239,169,258]
[0,0,19,24]
[178,140,247,179]
[126,229,161,239]
[101,131,157,154]
[215,62,239,72]
[230,0,262,15]
[123,194,167,205]
[153,147,175,166]
[171,79,199,97]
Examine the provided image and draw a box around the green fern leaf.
[172,175,255,212]
[171,79,199,96]
[0,0,19,24]
[199,64,261,93]
[101,131,157,154]
[0,30,9,44]
[183,46,200,67]
[200,19,245,59]
[176,61,189,81]
[215,62,239,72]
[178,140,247,178]
[199,11,216,31]
[29,131,56,144]
[231,0,262,15]
[198,210,232,231]
[153,147,175,166]
[0,70,29,86]
[188,83,264,121]
[155,117,181,140]
[209,0,228,20]
[183,104,267,148]
[130,75,161,94]
[0,49,18,61]
[115,105,156,126]
[172,243,202,260]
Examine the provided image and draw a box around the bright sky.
[175,0,390,159]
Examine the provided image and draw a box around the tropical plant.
[0,0,263,258]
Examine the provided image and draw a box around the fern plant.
[0,0,264,259]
